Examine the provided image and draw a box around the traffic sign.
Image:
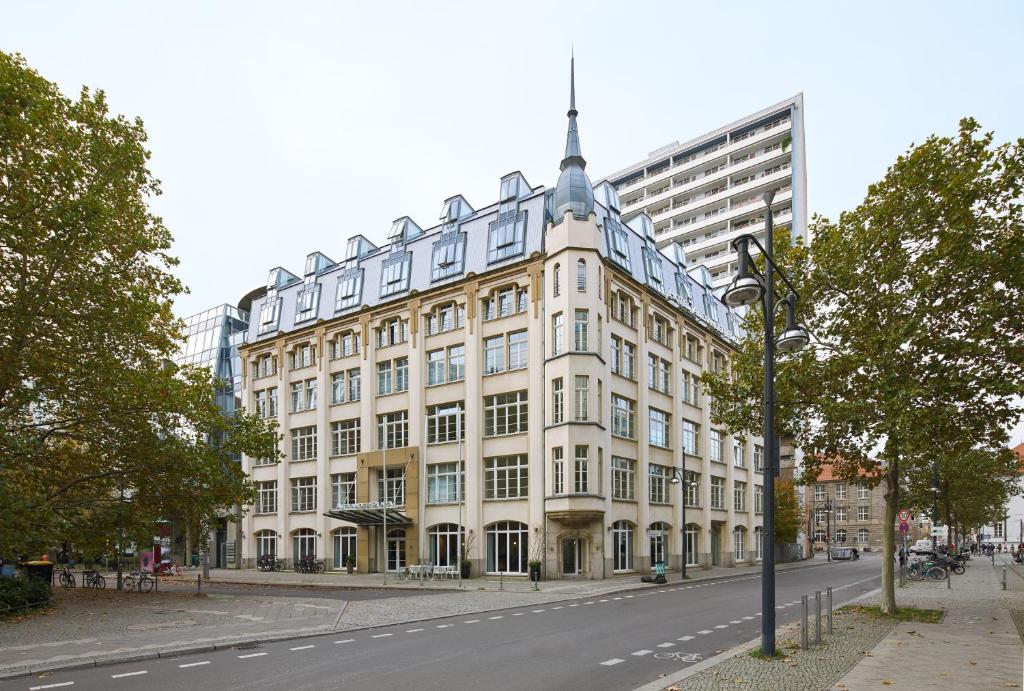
[899,522,909,533]
[897,509,911,522]
[931,526,948,537]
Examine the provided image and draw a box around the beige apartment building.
[238,63,766,579]
[805,464,889,553]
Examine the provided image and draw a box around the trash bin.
[21,561,54,585]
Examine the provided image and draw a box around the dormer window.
[487,210,527,264]
[676,273,694,308]
[606,218,632,271]
[380,251,411,298]
[335,268,363,311]
[642,248,664,292]
[257,292,281,335]
[431,231,466,281]
[294,281,321,324]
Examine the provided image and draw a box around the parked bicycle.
[82,570,106,589]
[122,570,155,593]
[257,554,286,572]
[58,566,76,588]
[907,558,946,581]
[294,556,325,574]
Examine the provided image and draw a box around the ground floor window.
[685,524,700,566]
[835,529,847,544]
[857,528,869,544]
[428,523,464,567]
[755,527,764,561]
[486,521,528,574]
[332,528,356,569]
[387,529,406,572]
[733,527,745,562]
[649,522,669,566]
[613,520,634,572]
[256,530,277,559]
[292,529,317,560]
[813,529,826,544]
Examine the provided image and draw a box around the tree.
[703,119,1024,615]
[0,52,281,574]
[774,480,803,544]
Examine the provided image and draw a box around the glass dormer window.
[294,282,321,323]
[432,231,466,281]
[380,251,411,297]
[257,294,281,335]
[606,218,631,271]
[676,274,694,308]
[487,210,527,264]
[335,268,363,311]
[642,248,664,292]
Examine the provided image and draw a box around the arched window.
[428,523,465,567]
[292,528,317,560]
[813,529,827,544]
[553,264,561,297]
[754,526,764,561]
[577,259,587,292]
[612,520,634,572]
[387,529,406,572]
[255,530,278,559]
[835,529,848,544]
[685,523,700,566]
[857,528,869,544]
[649,522,670,566]
[332,527,356,570]
[733,526,746,561]
[486,521,529,574]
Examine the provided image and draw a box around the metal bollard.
[197,574,202,594]
[947,565,951,589]
[800,595,809,649]
[1003,567,1007,590]
[827,586,833,634]
[814,590,822,644]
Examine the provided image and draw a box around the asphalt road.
[18,558,880,691]
[152,580,429,601]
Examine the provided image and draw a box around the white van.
[909,539,934,554]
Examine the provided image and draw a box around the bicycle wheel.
[122,576,135,592]
[59,572,73,588]
[952,564,965,575]
[927,566,946,580]
[94,575,106,589]
[140,576,154,593]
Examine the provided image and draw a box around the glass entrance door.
[386,529,406,572]
[562,537,582,576]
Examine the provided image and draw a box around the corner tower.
[552,55,594,222]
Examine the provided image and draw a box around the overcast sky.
[4,1,1023,443]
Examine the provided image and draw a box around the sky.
[4,0,1023,442]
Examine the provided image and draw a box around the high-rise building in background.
[602,95,807,288]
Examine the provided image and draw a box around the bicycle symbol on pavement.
[654,651,703,663]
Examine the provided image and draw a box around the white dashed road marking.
[678,635,695,641]
[334,639,355,644]
[290,645,315,650]
[111,671,148,678]
[406,629,424,633]
[489,615,503,620]
[464,619,480,623]
[238,652,267,658]
[436,624,452,628]
[632,649,653,656]
[697,629,713,635]
[513,612,525,615]
[532,609,545,613]
[371,634,392,639]
[657,642,675,648]
[742,616,754,621]
[714,624,729,629]
[178,661,210,668]
[584,601,595,605]
[600,658,625,666]
[730,620,743,624]
[29,684,75,690]
[552,606,564,610]
[598,599,609,602]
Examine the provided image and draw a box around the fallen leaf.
[969,660,977,665]
[882,681,895,686]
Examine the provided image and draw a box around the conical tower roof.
[553,54,594,221]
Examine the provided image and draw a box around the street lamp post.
[931,464,939,551]
[722,190,810,657]
[660,460,697,580]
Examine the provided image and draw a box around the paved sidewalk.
[832,554,1024,690]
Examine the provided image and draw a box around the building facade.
[238,63,766,579]
[980,443,1024,546]
[804,465,889,553]
[602,95,807,289]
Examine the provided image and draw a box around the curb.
[0,559,834,681]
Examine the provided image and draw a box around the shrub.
[0,577,50,616]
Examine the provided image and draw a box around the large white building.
[237,62,767,579]
[981,443,1024,546]
[602,95,807,288]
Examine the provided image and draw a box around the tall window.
[835,483,847,500]
[291,426,317,461]
[610,336,622,375]
[857,485,870,500]
[486,521,528,574]
[754,444,764,472]
[333,528,356,570]
[428,524,464,567]
[293,529,317,560]
[835,529,848,544]
[448,345,465,382]
[426,402,464,444]
[377,361,393,395]
[650,522,669,566]
[331,473,356,508]
[734,527,745,561]
[682,371,699,405]
[291,477,317,512]
[734,480,747,512]
[552,378,564,424]
[291,380,317,412]
[755,527,764,560]
[814,484,827,501]
[682,420,699,455]
[508,331,528,370]
[612,521,634,572]
[686,525,699,566]
[573,445,589,493]
[377,467,405,505]
[553,263,561,296]
[377,411,408,449]
[256,481,277,514]
[577,259,586,292]
[685,471,700,506]
[835,506,848,522]
[648,408,670,448]
[255,531,278,559]
[611,395,635,439]
[484,391,528,437]
[427,463,464,504]
[574,376,589,421]
[857,528,869,544]
[858,505,870,521]
[484,455,528,499]
[553,447,564,495]
[484,336,505,374]
[710,476,725,509]
[733,440,745,467]
[330,419,360,456]
[754,484,764,514]
[709,429,724,462]
[649,465,670,504]
[427,349,446,385]
[331,372,345,404]
[623,341,635,378]
[574,309,588,351]
[552,313,564,355]
[611,457,635,500]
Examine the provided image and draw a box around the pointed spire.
[569,49,576,115]
[562,52,584,169]
[553,52,594,222]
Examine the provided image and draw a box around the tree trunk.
[880,458,899,615]
[185,519,192,570]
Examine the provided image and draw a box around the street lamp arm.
[729,233,802,299]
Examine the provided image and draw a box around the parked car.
[909,539,934,554]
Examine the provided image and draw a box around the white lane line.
[406,628,425,633]
[657,642,675,648]
[335,639,355,644]
[531,609,545,613]
[436,624,452,628]
[755,612,762,616]
[238,652,268,658]
[290,645,315,650]
[568,604,579,607]
[552,606,564,610]
[625,595,634,598]
[178,661,210,668]
[584,601,595,605]
[600,658,625,666]
[598,599,609,602]
[371,634,392,638]
[111,671,148,678]
[489,615,504,620]
[464,619,480,623]
[776,605,786,610]
[512,612,525,616]
[612,597,622,601]
[29,684,75,690]
[678,635,695,641]
[632,649,653,656]
[714,624,729,629]
[730,620,743,624]
[742,616,754,621]
[697,629,713,635]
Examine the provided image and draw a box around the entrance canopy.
[324,504,412,526]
